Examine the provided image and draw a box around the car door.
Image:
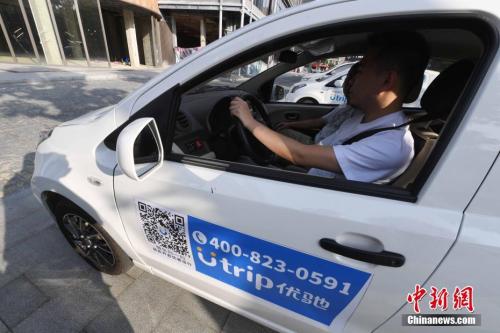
[113,138,464,333]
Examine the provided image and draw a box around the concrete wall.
[159,19,175,65]
[120,0,161,17]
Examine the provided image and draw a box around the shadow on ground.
[0,152,136,332]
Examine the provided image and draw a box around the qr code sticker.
[137,201,193,266]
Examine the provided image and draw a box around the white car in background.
[31,1,500,332]
[286,67,439,106]
[299,62,356,82]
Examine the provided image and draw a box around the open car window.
[154,19,490,202]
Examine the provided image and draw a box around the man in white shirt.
[277,62,360,145]
[230,31,429,183]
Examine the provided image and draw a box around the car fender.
[31,110,144,265]
[291,90,324,103]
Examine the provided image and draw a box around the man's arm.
[230,97,342,172]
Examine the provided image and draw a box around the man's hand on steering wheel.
[229,95,276,165]
[229,97,256,129]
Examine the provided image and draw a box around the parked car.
[32,1,499,332]
[299,62,356,82]
[285,67,439,106]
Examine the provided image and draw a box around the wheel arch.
[297,96,320,104]
[38,186,142,264]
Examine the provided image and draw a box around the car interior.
[106,16,494,201]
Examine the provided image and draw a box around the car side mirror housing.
[116,118,163,181]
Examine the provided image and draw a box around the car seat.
[393,59,475,188]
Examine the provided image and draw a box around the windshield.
[189,54,281,94]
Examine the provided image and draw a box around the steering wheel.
[233,94,276,165]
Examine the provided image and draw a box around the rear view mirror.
[279,50,298,64]
[116,118,163,181]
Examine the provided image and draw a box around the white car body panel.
[31,108,144,265]
[114,161,462,332]
[30,0,500,332]
[284,67,351,104]
[377,155,500,333]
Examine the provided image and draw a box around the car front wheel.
[54,201,132,275]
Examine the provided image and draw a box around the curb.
[0,71,161,85]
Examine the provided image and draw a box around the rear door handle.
[319,238,405,267]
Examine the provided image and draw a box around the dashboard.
[173,90,247,159]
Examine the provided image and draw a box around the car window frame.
[125,14,497,203]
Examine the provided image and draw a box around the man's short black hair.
[367,31,430,100]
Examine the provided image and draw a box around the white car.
[285,68,439,106]
[32,1,500,332]
[299,62,356,82]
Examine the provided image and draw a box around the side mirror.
[116,118,163,181]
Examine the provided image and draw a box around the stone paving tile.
[13,317,75,333]
[221,313,277,333]
[0,190,42,223]
[0,320,9,333]
[0,276,48,328]
[125,265,145,280]
[0,225,73,289]
[153,306,219,333]
[0,207,53,252]
[85,272,182,333]
[13,285,116,333]
[153,291,230,333]
[24,250,134,299]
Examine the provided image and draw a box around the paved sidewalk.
[0,63,167,85]
[0,64,163,198]
[0,189,276,333]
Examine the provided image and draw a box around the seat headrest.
[421,60,474,121]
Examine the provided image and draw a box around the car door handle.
[284,113,300,120]
[319,238,405,267]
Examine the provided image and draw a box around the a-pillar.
[123,9,140,67]
[27,0,63,65]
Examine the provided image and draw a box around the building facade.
[0,0,302,67]
[0,0,164,67]
[149,0,303,63]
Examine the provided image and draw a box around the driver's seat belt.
[341,115,428,145]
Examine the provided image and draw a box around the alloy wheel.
[61,213,116,270]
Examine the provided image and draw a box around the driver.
[230,31,429,183]
[276,61,360,145]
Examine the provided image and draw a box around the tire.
[297,97,319,104]
[54,200,132,275]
